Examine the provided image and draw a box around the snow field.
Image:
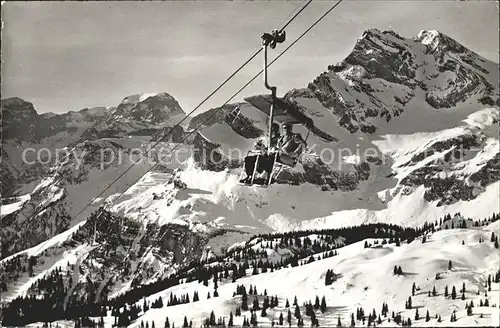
[121,222,499,328]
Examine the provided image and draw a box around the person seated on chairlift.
[274,122,306,166]
[270,122,281,148]
[240,123,280,184]
[240,123,306,184]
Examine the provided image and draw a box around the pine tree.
[210,311,216,326]
[452,286,457,299]
[294,304,301,319]
[164,317,170,328]
[432,286,437,296]
[253,298,260,311]
[183,317,188,328]
[305,302,313,317]
[445,285,449,297]
[414,309,419,320]
[311,311,318,327]
[279,313,284,326]
[350,313,355,327]
[406,296,412,309]
[320,296,327,313]
[228,312,234,327]
[425,310,430,322]
[314,295,320,309]
[263,297,270,310]
[241,293,248,311]
[287,309,292,327]
[337,316,342,327]
[448,260,453,270]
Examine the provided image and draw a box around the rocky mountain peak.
[415,29,469,55]
[110,92,184,125]
[304,28,498,133]
[78,106,111,118]
[1,97,38,117]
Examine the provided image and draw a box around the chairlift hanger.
[228,29,330,145]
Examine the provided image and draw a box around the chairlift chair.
[235,29,332,186]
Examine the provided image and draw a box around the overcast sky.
[1,1,498,114]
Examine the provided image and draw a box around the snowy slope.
[111,222,499,328]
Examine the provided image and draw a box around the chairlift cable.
[12,1,313,229]
[278,0,313,32]
[57,0,316,227]
[110,0,345,204]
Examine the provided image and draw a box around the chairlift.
[234,29,333,186]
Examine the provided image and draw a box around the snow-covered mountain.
[0,29,498,327]
[1,97,113,197]
[1,92,186,198]
[188,28,499,226]
[89,92,186,139]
